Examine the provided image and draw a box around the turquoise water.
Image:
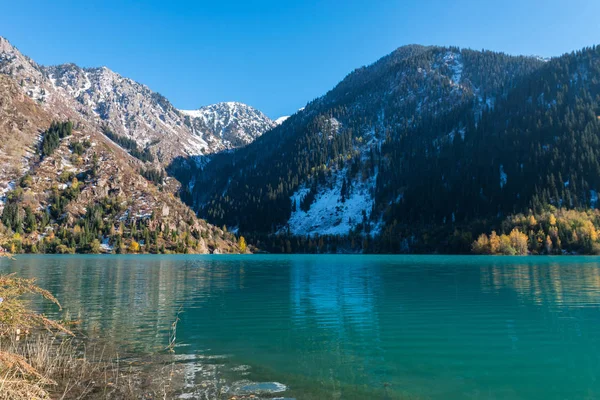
[2,255,600,399]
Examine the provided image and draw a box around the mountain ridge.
[179,101,276,148]
[4,34,600,255]
[187,44,546,234]
[0,36,275,164]
[179,43,600,254]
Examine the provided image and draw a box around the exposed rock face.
[0,36,275,164]
[181,102,275,149]
[0,75,52,212]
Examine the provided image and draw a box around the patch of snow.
[100,237,114,253]
[532,55,550,63]
[447,127,466,142]
[591,190,598,208]
[274,116,289,125]
[443,51,463,86]
[369,218,384,237]
[500,165,507,188]
[322,117,341,140]
[179,109,204,118]
[284,168,376,236]
[0,181,16,213]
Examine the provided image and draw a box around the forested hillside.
[0,74,244,254]
[182,46,580,252]
[173,45,600,253]
[375,46,600,253]
[5,34,597,255]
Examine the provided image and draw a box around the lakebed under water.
[1,254,600,399]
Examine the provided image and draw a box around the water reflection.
[479,258,600,307]
[291,257,381,332]
[289,257,387,394]
[0,256,265,354]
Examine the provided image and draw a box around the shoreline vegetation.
[4,205,600,257]
[0,124,596,258]
[0,270,286,400]
[471,207,600,255]
[0,273,167,399]
[241,206,600,256]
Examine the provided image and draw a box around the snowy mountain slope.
[46,63,212,159]
[284,158,379,236]
[180,101,275,148]
[0,36,274,163]
[191,45,546,237]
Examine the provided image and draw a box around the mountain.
[0,71,242,254]
[187,45,543,233]
[180,101,275,148]
[4,34,600,255]
[181,44,600,253]
[0,36,274,164]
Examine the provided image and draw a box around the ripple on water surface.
[2,254,600,399]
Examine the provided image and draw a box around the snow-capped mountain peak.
[179,101,275,147]
[0,36,274,163]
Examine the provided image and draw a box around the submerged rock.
[236,381,287,394]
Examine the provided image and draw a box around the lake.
[1,255,600,399]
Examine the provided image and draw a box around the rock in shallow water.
[237,381,287,394]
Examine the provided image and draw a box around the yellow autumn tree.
[128,240,140,253]
[528,215,537,228]
[498,234,515,255]
[578,220,598,242]
[472,234,490,254]
[238,236,247,253]
[489,231,500,254]
[545,235,553,254]
[90,239,101,254]
[509,228,529,255]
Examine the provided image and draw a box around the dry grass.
[166,307,182,354]
[1,334,181,400]
[0,273,73,338]
[0,273,71,399]
[0,273,181,399]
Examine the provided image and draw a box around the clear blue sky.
[2,0,598,118]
